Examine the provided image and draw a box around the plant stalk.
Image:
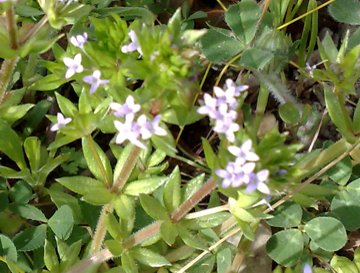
[0,57,19,104]
[90,145,141,255]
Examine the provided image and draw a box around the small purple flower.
[216,161,256,188]
[63,53,83,79]
[137,114,167,139]
[228,140,259,165]
[212,104,239,143]
[246,169,270,194]
[50,113,72,131]
[70,32,88,49]
[225,79,248,96]
[114,119,145,149]
[303,263,312,273]
[83,70,109,94]
[121,30,142,55]
[112,96,167,149]
[110,95,141,119]
[213,86,238,110]
[197,93,219,119]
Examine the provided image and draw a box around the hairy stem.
[6,4,18,50]
[90,203,114,255]
[90,145,141,255]
[111,145,141,193]
[0,57,19,104]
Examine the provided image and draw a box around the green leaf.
[266,229,304,267]
[200,27,243,63]
[177,225,206,250]
[44,239,59,273]
[23,137,43,172]
[132,248,170,267]
[0,235,17,262]
[0,104,34,123]
[48,186,82,224]
[59,240,82,272]
[353,98,360,133]
[113,194,135,220]
[123,176,167,196]
[186,212,231,229]
[13,224,47,251]
[139,194,169,221]
[0,120,26,170]
[105,239,123,257]
[267,202,302,228]
[30,74,67,91]
[163,166,181,212]
[201,138,217,170]
[82,187,114,205]
[239,47,274,69]
[279,102,301,125]
[331,189,360,231]
[304,217,347,251]
[121,251,138,273]
[48,205,74,240]
[184,173,205,201]
[324,84,356,143]
[187,254,215,273]
[217,248,232,273]
[106,213,124,240]
[330,255,359,273]
[328,0,360,25]
[225,0,260,44]
[327,156,352,185]
[9,180,32,204]
[9,204,47,222]
[56,176,106,196]
[82,136,112,184]
[160,220,178,246]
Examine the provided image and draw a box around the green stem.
[90,145,141,255]
[111,145,141,193]
[252,84,269,137]
[0,57,19,104]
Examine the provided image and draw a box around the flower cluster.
[63,33,109,93]
[197,79,248,142]
[216,140,270,194]
[110,96,167,149]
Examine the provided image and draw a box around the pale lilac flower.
[212,104,239,142]
[70,32,88,48]
[213,86,238,110]
[50,113,72,131]
[112,96,167,149]
[137,114,167,140]
[63,53,83,79]
[246,169,270,194]
[216,161,256,188]
[114,119,145,149]
[83,70,109,94]
[225,79,248,95]
[121,30,142,55]
[197,93,219,119]
[228,140,259,165]
[305,63,317,77]
[110,95,141,119]
[303,264,312,273]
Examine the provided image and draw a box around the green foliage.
[1,0,359,272]
[304,217,347,252]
